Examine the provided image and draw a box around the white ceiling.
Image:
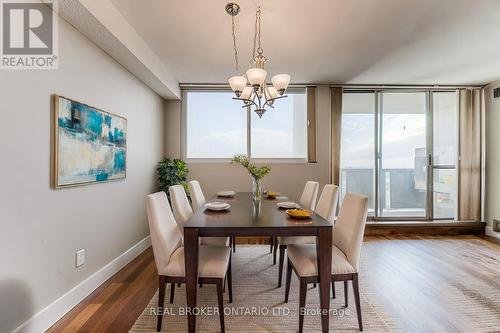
[110,0,500,85]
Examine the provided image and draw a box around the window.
[251,92,307,158]
[184,90,307,160]
[185,91,247,158]
[432,92,458,219]
[379,92,427,217]
[340,92,376,214]
[340,90,458,220]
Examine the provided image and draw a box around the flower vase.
[252,178,262,201]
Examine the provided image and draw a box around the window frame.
[181,88,310,163]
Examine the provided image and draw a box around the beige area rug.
[130,246,389,332]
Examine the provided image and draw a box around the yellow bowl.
[286,209,312,219]
[265,191,280,199]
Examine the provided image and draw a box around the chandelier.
[226,3,291,118]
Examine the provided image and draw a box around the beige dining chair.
[188,180,206,211]
[271,181,320,261]
[146,191,232,332]
[188,180,236,252]
[276,185,338,287]
[284,193,368,332]
[300,181,320,210]
[169,184,230,247]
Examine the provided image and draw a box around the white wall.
[485,80,500,230]
[165,86,331,200]
[0,17,165,332]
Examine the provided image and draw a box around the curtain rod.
[334,84,483,89]
[179,83,483,89]
[179,83,312,89]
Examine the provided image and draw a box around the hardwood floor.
[47,249,158,333]
[47,235,500,332]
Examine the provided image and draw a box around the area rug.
[130,245,389,332]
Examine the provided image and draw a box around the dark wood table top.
[184,192,332,230]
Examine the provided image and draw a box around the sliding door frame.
[428,90,460,221]
[343,88,458,221]
[375,89,429,221]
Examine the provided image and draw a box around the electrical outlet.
[76,249,85,268]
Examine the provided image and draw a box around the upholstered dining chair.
[271,181,320,262]
[299,181,320,210]
[187,180,236,252]
[284,193,368,332]
[188,180,206,211]
[146,191,232,332]
[275,185,338,287]
[169,185,230,247]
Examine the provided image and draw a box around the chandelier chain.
[258,6,262,53]
[231,14,240,73]
[252,6,262,63]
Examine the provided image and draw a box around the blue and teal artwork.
[54,96,127,187]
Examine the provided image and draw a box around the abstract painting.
[53,95,127,188]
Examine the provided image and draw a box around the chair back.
[188,180,206,211]
[146,192,182,275]
[299,181,319,210]
[315,184,339,223]
[169,185,193,230]
[333,193,368,271]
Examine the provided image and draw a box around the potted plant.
[231,154,271,201]
[157,158,189,201]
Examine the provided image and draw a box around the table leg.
[184,228,199,333]
[317,227,332,333]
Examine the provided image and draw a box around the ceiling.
[110,0,500,85]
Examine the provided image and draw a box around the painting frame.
[52,95,127,189]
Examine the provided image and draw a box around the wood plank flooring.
[47,235,500,332]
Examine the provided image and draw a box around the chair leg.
[177,283,181,287]
[232,236,236,253]
[285,259,293,303]
[169,282,175,303]
[298,279,307,333]
[270,236,275,253]
[352,274,363,331]
[332,281,336,299]
[216,280,225,333]
[273,238,278,265]
[344,280,348,307]
[157,276,167,332]
[228,256,233,303]
[278,245,286,287]
[313,283,316,288]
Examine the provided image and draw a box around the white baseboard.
[485,226,500,240]
[12,235,151,333]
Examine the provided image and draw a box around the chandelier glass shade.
[226,3,291,118]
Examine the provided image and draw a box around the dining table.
[183,192,333,333]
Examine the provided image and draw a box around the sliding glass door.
[340,92,376,215]
[378,92,428,218]
[431,92,458,219]
[341,90,458,220]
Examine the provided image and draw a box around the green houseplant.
[231,154,271,201]
[157,158,189,200]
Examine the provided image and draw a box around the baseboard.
[12,235,151,333]
[365,221,486,236]
[486,226,500,239]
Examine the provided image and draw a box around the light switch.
[76,249,85,268]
